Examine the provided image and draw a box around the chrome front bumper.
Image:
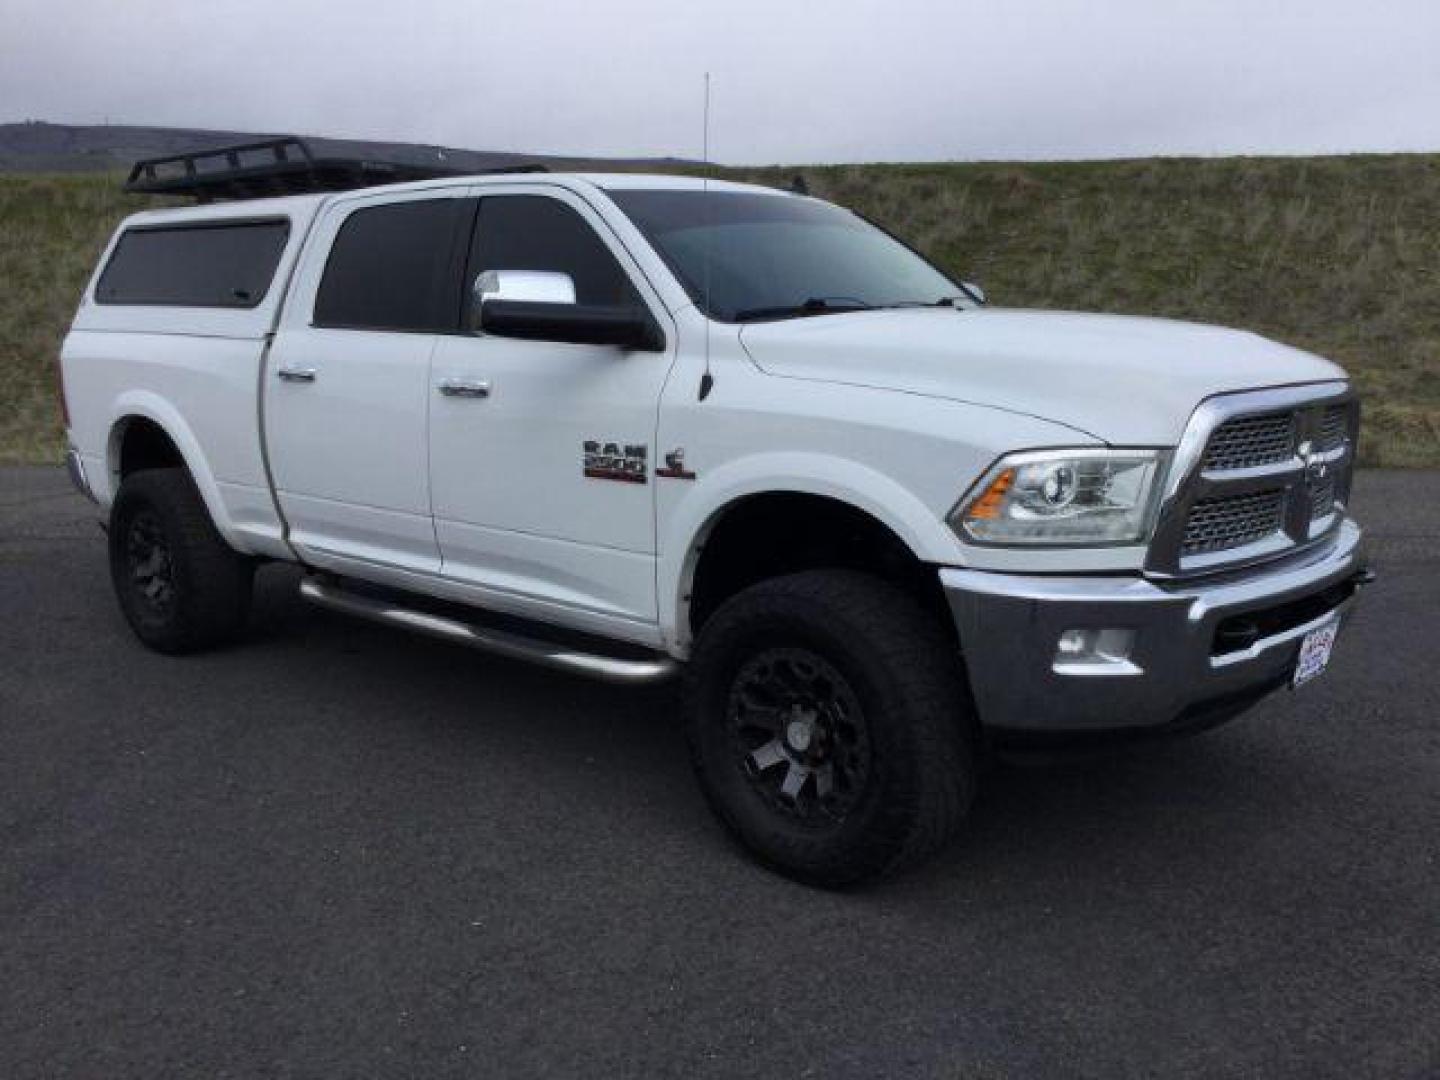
[942,519,1368,737]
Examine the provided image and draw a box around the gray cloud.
[2,0,1436,163]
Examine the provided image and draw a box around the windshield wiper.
[878,295,967,310]
[732,297,874,323]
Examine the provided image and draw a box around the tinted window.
[95,220,289,308]
[469,196,637,307]
[314,198,467,332]
[609,190,962,322]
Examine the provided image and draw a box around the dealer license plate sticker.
[1293,617,1340,689]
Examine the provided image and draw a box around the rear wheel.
[108,468,253,654]
[684,570,975,887]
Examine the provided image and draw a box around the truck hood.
[738,308,1347,445]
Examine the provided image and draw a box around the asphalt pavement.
[1,466,1437,1078]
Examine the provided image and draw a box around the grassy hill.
[3,156,1438,467]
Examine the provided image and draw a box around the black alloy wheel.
[685,569,976,887]
[729,647,872,826]
[123,508,177,619]
[108,467,254,654]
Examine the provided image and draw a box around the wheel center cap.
[786,715,815,753]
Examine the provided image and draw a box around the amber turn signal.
[965,468,1015,520]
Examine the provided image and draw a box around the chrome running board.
[299,576,678,686]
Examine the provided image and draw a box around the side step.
[298,576,678,686]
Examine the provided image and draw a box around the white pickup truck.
[59,142,1369,885]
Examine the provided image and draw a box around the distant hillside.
[1,147,1437,466]
[0,121,696,174]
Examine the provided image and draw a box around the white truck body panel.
[739,306,1347,446]
[649,316,1107,646]
[426,182,679,633]
[65,195,325,558]
[264,186,471,575]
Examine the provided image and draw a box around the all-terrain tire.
[684,569,976,887]
[108,467,254,654]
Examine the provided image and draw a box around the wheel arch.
[104,392,242,551]
[658,453,964,653]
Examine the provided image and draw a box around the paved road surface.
[1,467,1436,1078]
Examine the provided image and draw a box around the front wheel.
[684,570,976,887]
[108,468,254,654]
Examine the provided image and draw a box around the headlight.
[951,449,1166,546]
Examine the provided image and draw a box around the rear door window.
[314,198,469,332]
[95,219,290,308]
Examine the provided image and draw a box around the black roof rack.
[123,136,547,201]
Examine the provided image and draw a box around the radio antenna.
[698,72,715,401]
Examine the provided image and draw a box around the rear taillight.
[56,360,70,428]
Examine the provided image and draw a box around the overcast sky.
[3,0,1437,164]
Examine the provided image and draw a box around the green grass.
[3,158,1438,466]
[0,174,170,465]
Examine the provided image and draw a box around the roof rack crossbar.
[123,136,546,202]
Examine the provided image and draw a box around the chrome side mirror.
[470,270,577,330]
[474,269,576,306]
[473,268,665,352]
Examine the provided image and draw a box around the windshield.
[608,189,966,322]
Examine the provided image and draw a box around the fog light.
[1053,628,1139,675]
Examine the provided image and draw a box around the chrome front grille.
[1148,384,1358,576]
[1182,490,1287,555]
[1318,405,1348,453]
[1203,412,1295,471]
[1309,476,1337,519]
